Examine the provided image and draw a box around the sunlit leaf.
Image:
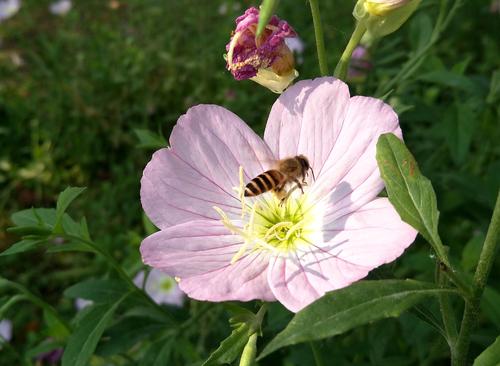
[203,323,252,366]
[376,133,448,264]
[473,335,500,366]
[259,280,453,358]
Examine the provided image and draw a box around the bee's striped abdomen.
[244,170,284,197]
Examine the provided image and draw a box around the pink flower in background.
[49,0,71,16]
[0,319,12,342]
[225,7,298,93]
[0,0,20,22]
[133,268,184,307]
[140,77,417,312]
[347,45,373,83]
[74,298,93,310]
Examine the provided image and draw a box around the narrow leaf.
[376,133,448,265]
[473,335,500,366]
[259,280,453,358]
[134,129,166,149]
[61,295,128,366]
[0,239,46,256]
[203,323,252,366]
[256,0,279,37]
[55,187,86,231]
[64,279,129,303]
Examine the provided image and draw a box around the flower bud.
[354,0,421,38]
[225,7,299,93]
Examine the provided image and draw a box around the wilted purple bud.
[36,347,63,364]
[225,7,299,93]
[347,45,373,83]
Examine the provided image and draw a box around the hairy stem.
[309,0,329,75]
[454,190,500,366]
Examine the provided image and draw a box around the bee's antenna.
[310,167,316,182]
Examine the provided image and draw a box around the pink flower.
[347,46,373,83]
[140,77,417,312]
[225,7,299,93]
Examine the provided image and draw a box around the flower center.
[214,167,323,264]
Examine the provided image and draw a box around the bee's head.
[297,155,309,171]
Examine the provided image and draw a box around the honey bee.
[244,155,315,201]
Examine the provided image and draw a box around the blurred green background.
[1,0,499,365]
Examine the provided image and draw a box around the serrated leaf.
[61,295,128,366]
[203,323,252,366]
[376,133,448,265]
[256,0,279,37]
[473,335,500,366]
[64,279,129,303]
[259,280,452,358]
[0,239,46,256]
[134,129,166,149]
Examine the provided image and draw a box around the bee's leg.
[279,184,301,206]
[292,179,304,194]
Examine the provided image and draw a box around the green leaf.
[64,279,129,303]
[11,208,55,227]
[61,295,128,366]
[376,133,448,265]
[96,316,165,356]
[482,287,500,330]
[444,103,476,164]
[259,280,452,358]
[55,187,86,231]
[256,0,279,37]
[45,241,95,253]
[0,239,46,256]
[473,335,500,366]
[203,323,252,366]
[44,308,70,339]
[140,336,174,366]
[134,129,166,149]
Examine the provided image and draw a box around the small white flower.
[0,0,20,22]
[0,319,12,342]
[134,269,185,307]
[49,0,71,16]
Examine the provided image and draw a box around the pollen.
[214,167,323,264]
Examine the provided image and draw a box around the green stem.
[309,341,325,366]
[375,0,463,97]
[438,265,458,358]
[62,234,177,325]
[454,190,500,366]
[309,0,329,76]
[334,22,366,80]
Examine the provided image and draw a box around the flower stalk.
[454,190,500,366]
[334,22,366,80]
[308,0,329,75]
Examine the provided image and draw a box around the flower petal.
[264,77,350,174]
[141,104,274,229]
[268,198,416,312]
[312,96,402,220]
[140,219,274,302]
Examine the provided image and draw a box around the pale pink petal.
[140,220,274,301]
[141,104,274,229]
[264,77,350,175]
[268,198,417,312]
[312,96,402,220]
[180,252,275,302]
